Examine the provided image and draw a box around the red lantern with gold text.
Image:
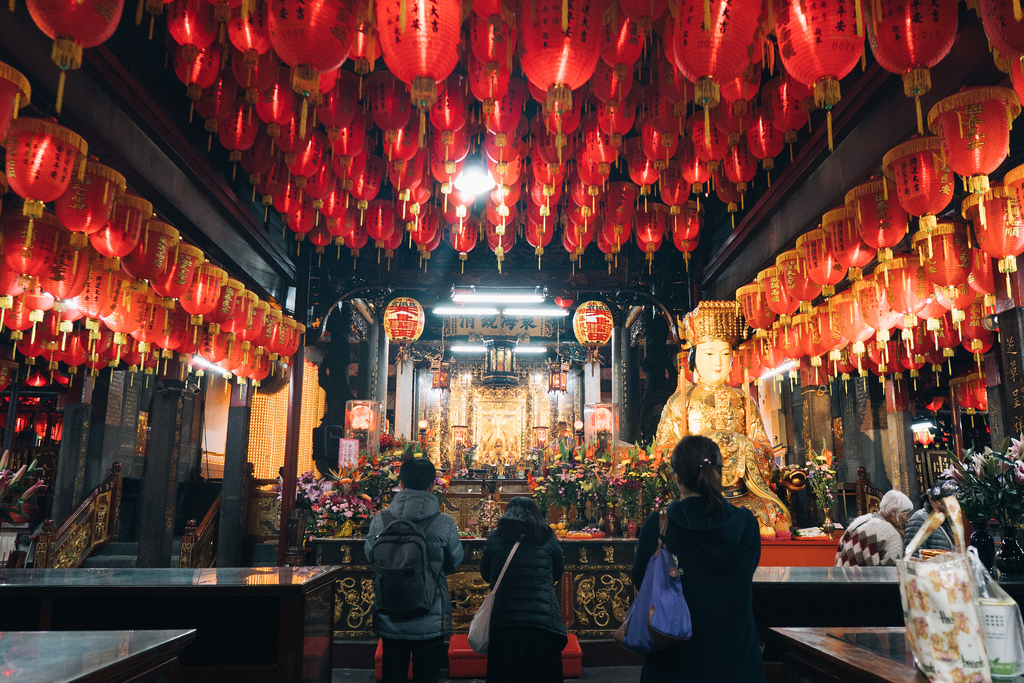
[927,87,1020,195]
[672,0,761,123]
[824,206,874,281]
[55,159,126,248]
[736,281,776,331]
[26,0,124,114]
[978,0,1024,56]
[120,219,179,282]
[39,233,89,301]
[845,176,907,263]
[758,266,799,323]
[520,0,603,120]
[962,186,1024,285]
[180,263,226,326]
[746,106,784,176]
[829,290,873,369]
[796,228,847,297]
[881,136,954,233]
[74,257,127,320]
[151,243,203,299]
[6,118,88,221]
[2,212,61,277]
[573,300,613,361]
[879,255,930,340]
[773,0,864,150]
[866,0,957,135]
[89,194,151,267]
[853,273,902,345]
[911,221,970,290]
[776,249,821,312]
[382,297,425,360]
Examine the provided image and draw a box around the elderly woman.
[835,490,915,567]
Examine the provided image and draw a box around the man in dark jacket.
[365,457,464,683]
[632,496,765,682]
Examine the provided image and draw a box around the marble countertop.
[0,629,196,682]
[0,566,341,589]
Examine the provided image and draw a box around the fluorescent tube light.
[450,345,487,353]
[515,346,549,354]
[502,308,569,317]
[451,290,545,304]
[911,422,934,431]
[433,306,500,316]
[760,360,798,380]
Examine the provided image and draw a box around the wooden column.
[137,384,185,568]
[885,378,920,506]
[51,375,94,524]
[217,381,252,567]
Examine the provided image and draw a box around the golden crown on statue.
[683,301,745,348]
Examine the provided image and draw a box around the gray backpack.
[371,509,441,616]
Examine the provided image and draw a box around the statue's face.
[694,340,732,385]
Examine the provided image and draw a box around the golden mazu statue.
[655,301,791,537]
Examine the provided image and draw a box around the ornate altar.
[311,537,638,641]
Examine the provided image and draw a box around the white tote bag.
[468,541,520,654]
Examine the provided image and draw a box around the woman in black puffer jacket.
[479,496,567,683]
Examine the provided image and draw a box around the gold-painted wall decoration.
[248,360,324,479]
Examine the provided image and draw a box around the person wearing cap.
[903,482,956,558]
[835,490,915,567]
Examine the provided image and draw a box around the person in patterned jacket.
[835,490,914,567]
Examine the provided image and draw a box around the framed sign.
[339,439,360,470]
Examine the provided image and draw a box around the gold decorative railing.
[178,493,221,568]
[35,462,123,569]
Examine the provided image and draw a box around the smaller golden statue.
[477,481,502,537]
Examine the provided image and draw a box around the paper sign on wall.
[339,439,360,470]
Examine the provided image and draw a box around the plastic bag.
[968,546,1024,679]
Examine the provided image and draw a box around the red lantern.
[737,280,777,331]
[6,117,88,220]
[829,290,874,355]
[824,206,874,281]
[54,159,126,250]
[853,273,902,342]
[969,250,996,299]
[167,0,218,62]
[74,257,128,320]
[758,266,800,321]
[0,64,30,144]
[765,74,811,147]
[796,228,847,298]
[962,185,1024,284]
[573,300,614,350]
[2,212,61,277]
[365,199,399,249]
[724,138,757,199]
[881,135,954,232]
[672,0,761,118]
[120,219,179,282]
[150,244,203,299]
[978,0,1024,56]
[774,0,864,150]
[179,263,227,326]
[776,249,821,310]
[227,0,272,67]
[678,138,711,195]
[39,232,90,301]
[255,65,296,139]
[879,254,931,337]
[218,98,259,165]
[927,87,1020,195]
[634,204,668,270]
[844,176,908,262]
[911,221,971,290]
[89,194,151,266]
[26,0,124,114]
[376,0,460,113]
[746,106,784,175]
[520,0,603,119]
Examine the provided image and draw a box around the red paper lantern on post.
[824,206,875,281]
[6,118,88,221]
[865,0,957,135]
[845,176,908,263]
[55,159,126,249]
[774,0,864,150]
[927,87,1020,196]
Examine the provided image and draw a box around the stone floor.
[332,667,643,682]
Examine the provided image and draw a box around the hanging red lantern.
[450,216,479,271]
[167,0,218,62]
[0,63,31,145]
[927,87,1020,195]
[828,291,874,369]
[39,232,90,301]
[520,0,603,120]
[824,206,874,281]
[796,228,847,298]
[218,98,259,166]
[879,255,931,338]
[173,44,221,108]
[844,175,908,263]
[746,106,784,176]
[758,266,800,322]
[678,138,711,196]
[714,166,743,222]
[179,263,227,326]
[765,74,811,148]
[74,256,128,320]
[120,219,180,282]
[54,159,126,249]
[2,212,61,278]
[226,0,271,76]
[26,0,124,114]
[6,118,88,221]
[881,135,954,233]
[89,194,151,267]
[634,204,668,271]
[865,0,957,135]
[776,249,822,311]
[365,200,399,250]
[672,0,761,123]
[910,221,971,291]
[978,0,1024,56]
[151,244,203,299]
[736,280,777,331]
[853,273,902,344]
[601,11,645,81]
[255,65,297,139]
[485,218,515,270]
[102,280,150,342]
[962,185,1024,285]
[724,138,757,201]
[774,0,864,150]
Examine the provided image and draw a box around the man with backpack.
[365,457,465,683]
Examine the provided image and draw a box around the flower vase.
[996,526,1024,578]
[970,519,995,571]
[821,510,835,537]
[627,520,638,539]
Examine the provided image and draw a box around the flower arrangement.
[805,441,836,521]
[432,473,450,509]
[306,485,375,539]
[944,436,1024,529]
[0,451,45,524]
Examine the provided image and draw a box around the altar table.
[0,629,197,683]
[760,536,840,567]
[0,567,340,683]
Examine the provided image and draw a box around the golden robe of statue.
[656,301,791,536]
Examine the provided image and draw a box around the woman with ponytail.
[631,435,765,682]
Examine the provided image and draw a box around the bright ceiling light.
[453,162,496,195]
[502,307,569,317]
[760,360,798,380]
[434,306,500,316]
[911,422,934,431]
[451,288,545,304]
[450,345,487,353]
[515,346,549,354]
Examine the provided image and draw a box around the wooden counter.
[760,536,839,567]
[0,567,340,683]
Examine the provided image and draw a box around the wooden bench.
[447,633,582,679]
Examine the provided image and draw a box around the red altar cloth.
[759,535,839,567]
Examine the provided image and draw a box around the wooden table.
[0,567,340,683]
[0,629,196,683]
[770,626,1024,683]
[760,536,839,567]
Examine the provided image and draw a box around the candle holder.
[345,400,383,458]
[584,403,619,461]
